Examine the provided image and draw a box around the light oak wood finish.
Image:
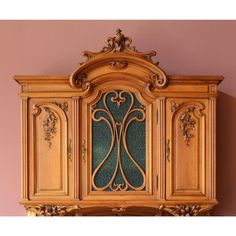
[15,29,223,216]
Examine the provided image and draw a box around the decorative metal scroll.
[91,90,146,191]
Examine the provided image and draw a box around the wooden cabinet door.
[81,89,157,200]
[166,98,209,200]
[28,98,72,200]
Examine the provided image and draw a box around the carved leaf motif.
[43,107,58,148]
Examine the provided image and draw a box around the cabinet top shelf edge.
[13,74,224,85]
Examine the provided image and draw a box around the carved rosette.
[160,205,212,216]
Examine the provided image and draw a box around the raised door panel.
[166,98,208,200]
[81,88,158,200]
[29,99,72,199]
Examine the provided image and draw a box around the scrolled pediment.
[69,29,168,91]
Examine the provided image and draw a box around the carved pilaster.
[209,98,216,199]
[21,97,28,200]
[72,97,80,199]
[159,97,166,199]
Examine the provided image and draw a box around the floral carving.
[43,107,58,148]
[112,207,126,216]
[26,205,80,216]
[179,107,196,145]
[160,205,212,216]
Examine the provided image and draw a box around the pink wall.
[0,20,235,216]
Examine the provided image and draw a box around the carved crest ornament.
[69,29,168,91]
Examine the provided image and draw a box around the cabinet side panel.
[29,100,69,198]
[166,99,208,199]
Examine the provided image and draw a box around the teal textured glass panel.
[92,90,146,191]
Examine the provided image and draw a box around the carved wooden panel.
[29,99,72,199]
[166,98,209,200]
[81,88,156,200]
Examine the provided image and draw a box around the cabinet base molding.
[25,204,213,216]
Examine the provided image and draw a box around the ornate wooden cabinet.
[15,29,223,216]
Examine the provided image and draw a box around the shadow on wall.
[213,92,236,216]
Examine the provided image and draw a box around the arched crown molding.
[69,29,167,91]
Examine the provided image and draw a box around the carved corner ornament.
[150,73,168,89]
[170,101,183,113]
[53,101,68,113]
[69,72,92,91]
[160,205,213,216]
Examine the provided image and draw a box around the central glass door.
[81,88,155,199]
